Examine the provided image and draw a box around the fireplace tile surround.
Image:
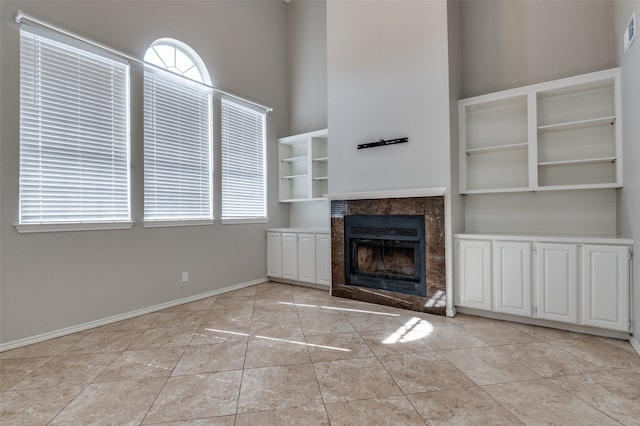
[330,195,446,315]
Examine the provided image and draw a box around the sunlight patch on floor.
[383,317,433,344]
[203,328,351,352]
[278,301,400,317]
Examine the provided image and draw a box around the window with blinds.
[19,27,130,225]
[143,41,213,222]
[221,98,267,222]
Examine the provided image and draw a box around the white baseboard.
[269,277,330,291]
[630,335,640,356]
[0,277,268,353]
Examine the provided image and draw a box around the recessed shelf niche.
[278,129,328,202]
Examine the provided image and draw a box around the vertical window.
[19,27,130,226]
[221,98,267,223]
[143,39,213,222]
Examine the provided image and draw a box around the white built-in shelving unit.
[278,129,328,202]
[456,69,631,337]
[459,68,621,194]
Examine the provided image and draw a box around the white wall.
[287,0,327,135]
[327,0,452,195]
[460,0,618,235]
[464,190,617,235]
[287,0,330,229]
[461,0,615,98]
[613,0,640,347]
[289,199,330,229]
[448,0,464,235]
[0,1,290,345]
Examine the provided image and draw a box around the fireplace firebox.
[344,215,426,297]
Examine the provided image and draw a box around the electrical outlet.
[181,271,189,282]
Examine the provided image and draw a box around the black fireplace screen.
[345,215,426,297]
[354,240,418,279]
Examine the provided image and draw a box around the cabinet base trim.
[456,307,631,340]
[630,336,640,357]
[268,277,330,291]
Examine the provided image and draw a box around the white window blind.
[221,98,267,222]
[143,66,213,221]
[19,27,130,225]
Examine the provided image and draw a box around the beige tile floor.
[1,281,639,425]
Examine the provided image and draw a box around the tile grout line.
[137,304,206,425]
[371,342,428,425]
[234,291,257,419]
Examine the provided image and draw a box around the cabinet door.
[456,239,492,310]
[536,243,578,324]
[297,233,316,283]
[582,245,630,332]
[266,232,282,278]
[282,233,298,280]
[315,234,331,285]
[494,241,531,317]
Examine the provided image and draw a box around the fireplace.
[345,215,426,297]
[330,194,446,315]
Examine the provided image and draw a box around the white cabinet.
[582,245,630,332]
[455,235,632,333]
[266,229,330,288]
[297,233,317,283]
[493,241,531,317]
[459,68,622,194]
[278,129,328,202]
[266,232,283,278]
[315,234,332,286]
[536,243,578,324]
[456,239,492,310]
[281,233,298,280]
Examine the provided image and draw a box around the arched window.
[144,39,210,84]
[143,39,213,222]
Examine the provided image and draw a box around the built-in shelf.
[281,174,308,180]
[278,129,328,202]
[537,116,616,133]
[459,68,622,193]
[281,155,308,162]
[465,142,528,155]
[538,157,616,167]
[462,187,531,195]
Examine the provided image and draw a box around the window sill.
[15,222,134,234]
[142,219,215,228]
[221,217,268,225]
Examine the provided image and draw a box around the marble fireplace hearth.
[330,190,447,315]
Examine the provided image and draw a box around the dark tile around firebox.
[331,217,345,289]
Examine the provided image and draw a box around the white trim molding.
[142,219,215,228]
[15,222,134,234]
[0,277,268,352]
[325,187,448,201]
